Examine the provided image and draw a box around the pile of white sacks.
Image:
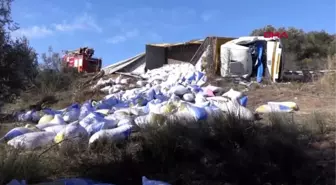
[8,176,171,185]
[3,63,254,150]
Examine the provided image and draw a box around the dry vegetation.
[0,2,334,183]
[0,112,334,185]
[3,70,103,113]
[0,57,334,185]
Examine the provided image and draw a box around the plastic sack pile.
[7,176,171,185]
[5,63,256,150]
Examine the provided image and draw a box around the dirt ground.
[246,83,336,113]
[245,82,336,183]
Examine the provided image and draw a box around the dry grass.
[315,55,336,94]
[0,112,334,185]
[0,145,54,185]
[8,70,105,111]
[33,69,80,96]
[72,89,106,105]
[11,70,81,111]
[318,72,336,94]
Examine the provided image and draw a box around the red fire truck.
[62,47,102,73]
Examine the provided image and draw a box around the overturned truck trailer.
[191,36,284,82]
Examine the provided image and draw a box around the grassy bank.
[0,112,334,185]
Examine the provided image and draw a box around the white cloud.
[171,7,196,20]
[149,32,162,41]
[125,29,139,37]
[53,22,76,32]
[201,10,220,22]
[53,13,102,33]
[105,7,199,37]
[22,13,37,19]
[11,26,53,39]
[107,7,197,27]
[85,1,92,10]
[106,29,139,44]
[106,35,127,44]
[109,18,123,27]
[82,41,91,47]
[201,14,212,22]
[11,13,102,40]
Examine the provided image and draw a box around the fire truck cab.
[62,47,102,73]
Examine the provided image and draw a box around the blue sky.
[11,0,335,67]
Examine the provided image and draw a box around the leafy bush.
[250,25,335,71]
[0,35,38,102]
[0,0,38,103]
[33,69,78,95]
[31,46,80,95]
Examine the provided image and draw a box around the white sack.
[8,131,56,150]
[54,122,89,149]
[50,114,66,124]
[43,125,66,134]
[89,124,133,144]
